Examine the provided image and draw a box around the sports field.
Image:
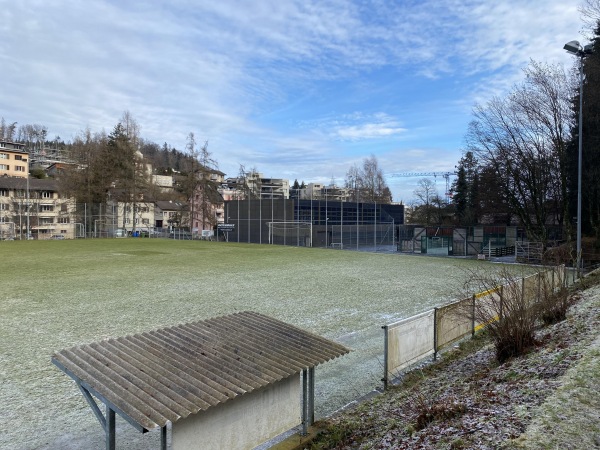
[1,239,490,449]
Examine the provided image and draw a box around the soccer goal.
[267,221,313,246]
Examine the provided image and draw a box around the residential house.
[0,142,28,179]
[0,176,77,239]
[154,200,188,231]
[106,190,155,235]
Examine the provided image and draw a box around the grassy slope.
[0,239,492,449]
[507,283,600,449]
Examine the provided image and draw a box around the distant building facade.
[0,142,28,179]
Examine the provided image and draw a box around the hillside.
[298,272,600,450]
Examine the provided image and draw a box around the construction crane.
[387,171,456,201]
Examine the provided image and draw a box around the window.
[0,153,7,159]
[41,191,53,198]
[0,203,7,210]
[15,166,25,172]
[16,190,25,198]
[41,205,54,212]
[0,164,8,171]
[14,155,24,161]
[58,217,70,224]
[0,189,7,197]
[142,218,150,225]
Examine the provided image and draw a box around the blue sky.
[0,0,584,202]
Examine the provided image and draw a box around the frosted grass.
[0,239,490,449]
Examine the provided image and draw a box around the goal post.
[267,221,312,246]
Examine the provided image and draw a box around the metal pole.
[106,405,115,450]
[301,369,308,436]
[26,173,29,238]
[374,201,377,252]
[356,180,359,250]
[308,366,315,426]
[433,307,438,361]
[576,55,583,276]
[382,325,388,390]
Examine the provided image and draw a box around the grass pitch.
[0,239,487,449]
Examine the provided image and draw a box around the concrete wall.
[172,375,301,450]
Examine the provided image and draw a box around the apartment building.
[221,171,290,200]
[0,141,29,179]
[300,183,352,201]
[0,176,77,239]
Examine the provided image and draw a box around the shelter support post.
[161,425,167,450]
[106,405,115,450]
[308,367,315,425]
[77,385,115,450]
[301,367,316,436]
[78,385,106,430]
[301,369,308,435]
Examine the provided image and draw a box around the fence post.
[382,325,388,391]
[433,308,438,361]
[499,285,504,321]
[471,294,476,337]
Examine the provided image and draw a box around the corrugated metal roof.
[52,311,350,431]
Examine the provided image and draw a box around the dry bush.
[410,389,467,431]
[542,243,573,267]
[462,268,540,363]
[536,267,571,325]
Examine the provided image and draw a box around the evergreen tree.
[453,165,468,224]
[567,22,600,239]
[452,151,479,225]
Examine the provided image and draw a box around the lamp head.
[564,40,583,55]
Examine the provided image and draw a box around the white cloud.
[0,0,585,202]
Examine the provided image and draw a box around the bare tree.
[466,61,572,245]
[181,134,219,232]
[580,0,600,34]
[345,154,392,203]
[411,178,438,225]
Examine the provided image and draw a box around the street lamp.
[564,40,592,275]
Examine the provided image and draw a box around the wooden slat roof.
[52,311,350,431]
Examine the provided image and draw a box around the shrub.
[539,286,571,325]
[411,389,467,431]
[462,267,547,363]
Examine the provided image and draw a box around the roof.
[52,311,350,431]
[155,200,188,211]
[0,176,59,191]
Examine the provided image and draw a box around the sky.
[0,0,586,202]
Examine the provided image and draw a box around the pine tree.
[568,22,600,239]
